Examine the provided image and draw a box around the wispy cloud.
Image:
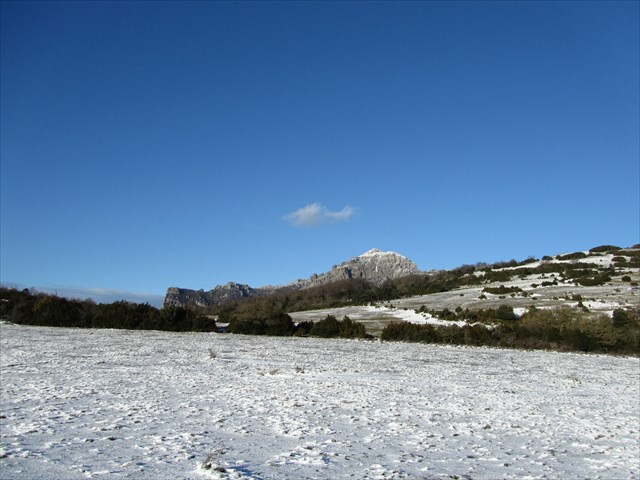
[284,203,357,227]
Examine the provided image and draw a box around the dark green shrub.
[589,245,622,253]
[294,321,314,336]
[338,316,367,338]
[612,309,631,328]
[576,274,611,286]
[227,318,266,335]
[310,315,341,338]
[265,313,295,336]
[557,252,588,261]
[496,304,517,321]
[484,271,512,283]
[483,286,523,295]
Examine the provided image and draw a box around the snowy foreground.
[1,324,639,480]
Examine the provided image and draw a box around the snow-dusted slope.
[290,247,640,332]
[1,323,638,480]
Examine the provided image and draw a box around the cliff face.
[163,249,421,308]
[311,248,419,287]
[163,282,268,308]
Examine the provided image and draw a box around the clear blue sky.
[1,1,638,306]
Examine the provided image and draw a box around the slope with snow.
[290,248,639,331]
[1,323,638,480]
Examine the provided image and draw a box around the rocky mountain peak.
[324,248,418,285]
[164,248,422,308]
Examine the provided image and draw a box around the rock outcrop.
[313,248,419,286]
[163,282,269,308]
[163,249,421,308]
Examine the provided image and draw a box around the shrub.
[589,245,622,253]
[484,271,512,283]
[265,313,295,336]
[483,286,523,295]
[309,315,368,338]
[227,318,266,335]
[612,309,630,328]
[338,316,367,338]
[294,321,314,336]
[557,252,588,261]
[496,304,517,321]
[309,315,341,338]
[575,274,611,286]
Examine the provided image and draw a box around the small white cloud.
[284,203,356,227]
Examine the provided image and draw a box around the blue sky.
[1,1,638,306]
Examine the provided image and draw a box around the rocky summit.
[163,249,421,308]
[303,248,419,287]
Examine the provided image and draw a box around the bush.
[589,245,622,253]
[309,315,340,338]
[227,318,266,335]
[307,315,368,339]
[484,271,512,283]
[557,252,588,261]
[338,316,367,338]
[483,286,523,295]
[575,274,611,286]
[612,309,630,328]
[265,313,295,336]
[496,304,517,321]
[294,321,314,336]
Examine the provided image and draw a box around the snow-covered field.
[1,323,639,480]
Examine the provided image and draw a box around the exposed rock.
[164,282,264,308]
[163,249,422,308]
[290,248,419,288]
[321,248,418,286]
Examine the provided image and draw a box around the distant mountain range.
[164,249,420,308]
[164,244,640,313]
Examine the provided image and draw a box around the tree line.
[381,306,640,354]
[226,313,370,339]
[0,288,370,340]
[0,287,216,332]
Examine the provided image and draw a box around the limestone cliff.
[163,249,421,308]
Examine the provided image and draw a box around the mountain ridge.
[163,249,421,308]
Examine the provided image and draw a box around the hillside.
[4,243,636,351]
[289,245,639,334]
[164,249,420,308]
